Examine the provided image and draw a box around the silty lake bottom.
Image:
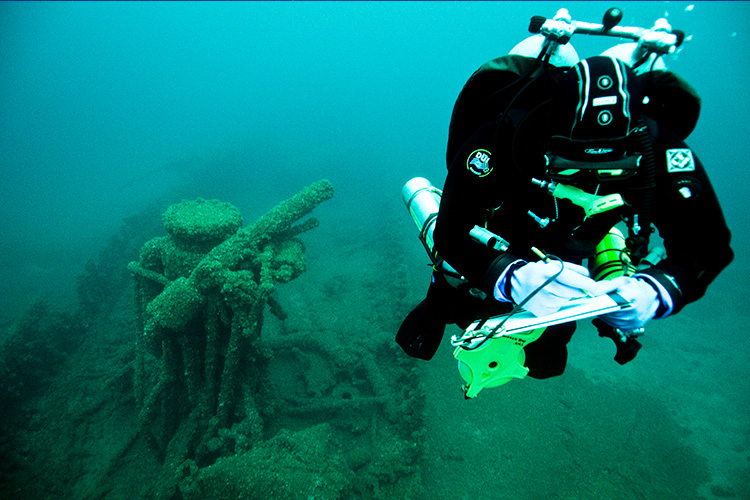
[1,2,748,499]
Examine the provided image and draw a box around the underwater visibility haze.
[1,2,749,499]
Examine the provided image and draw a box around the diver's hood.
[548,56,642,162]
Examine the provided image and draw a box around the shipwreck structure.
[128,180,334,461]
[128,179,425,499]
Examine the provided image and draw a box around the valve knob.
[602,7,623,32]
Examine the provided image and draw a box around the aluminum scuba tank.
[402,177,463,280]
[402,177,441,263]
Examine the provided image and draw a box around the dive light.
[469,226,509,252]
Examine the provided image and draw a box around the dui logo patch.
[666,149,695,172]
[467,149,492,177]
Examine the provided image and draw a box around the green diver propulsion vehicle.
[403,6,680,399]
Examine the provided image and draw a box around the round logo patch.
[467,149,492,177]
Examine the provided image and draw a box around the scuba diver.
[397,8,733,390]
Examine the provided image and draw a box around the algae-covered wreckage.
[0,179,426,500]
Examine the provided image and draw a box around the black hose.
[627,116,657,263]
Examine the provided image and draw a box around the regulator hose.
[627,116,657,264]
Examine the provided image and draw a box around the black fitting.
[529,16,546,34]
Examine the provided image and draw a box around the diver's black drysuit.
[397,56,733,376]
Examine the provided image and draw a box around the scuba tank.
[402,177,509,289]
[402,177,468,288]
[401,177,444,266]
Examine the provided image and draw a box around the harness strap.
[626,116,657,263]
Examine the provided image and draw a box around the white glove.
[595,276,660,331]
[509,260,599,316]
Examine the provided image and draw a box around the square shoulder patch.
[666,149,695,172]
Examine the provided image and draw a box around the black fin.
[396,301,446,361]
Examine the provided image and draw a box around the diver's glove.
[595,276,661,331]
[496,260,600,317]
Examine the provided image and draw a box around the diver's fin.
[592,318,642,365]
[396,300,446,360]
